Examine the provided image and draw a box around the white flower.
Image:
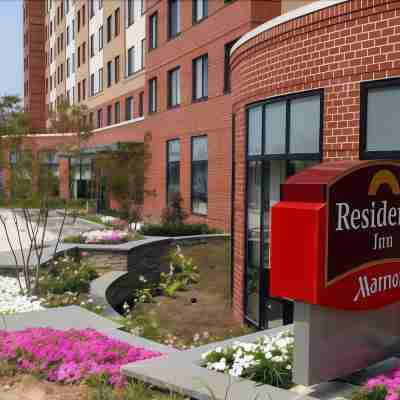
[0,276,44,315]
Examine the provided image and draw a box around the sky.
[0,0,23,97]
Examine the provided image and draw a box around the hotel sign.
[270,161,400,310]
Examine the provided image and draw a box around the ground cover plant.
[0,328,162,387]
[202,330,294,388]
[352,368,400,400]
[63,229,141,245]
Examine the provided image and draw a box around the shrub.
[140,223,222,237]
[39,256,98,295]
[0,328,162,387]
[161,193,187,226]
[202,330,294,388]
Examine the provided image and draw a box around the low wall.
[104,234,230,313]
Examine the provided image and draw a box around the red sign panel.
[270,161,400,310]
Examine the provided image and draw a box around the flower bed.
[353,369,400,400]
[202,330,294,388]
[64,229,138,245]
[0,328,162,387]
[0,276,44,315]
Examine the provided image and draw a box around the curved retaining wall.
[230,0,400,320]
[105,234,230,313]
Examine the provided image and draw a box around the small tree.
[161,192,187,225]
[0,95,69,294]
[94,133,154,231]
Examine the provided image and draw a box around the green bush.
[140,223,222,237]
[63,234,84,244]
[39,256,98,295]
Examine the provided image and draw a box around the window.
[247,91,321,157]
[90,0,95,18]
[82,4,85,26]
[141,39,145,69]
[168,67,180,108]
[168,0,180,39]
[72,52,75,73]
[77,46,81,67]
[66,57,70,77]
[66,26,70,45]
[127,46,135,76]
[78,81,81,102]
[98,68,103,92]
[127,0,134,26]
[361,78,400,159]
[224,39,238,94]
[149,13,158,49]
[107,61,112,87]
[193,54,208,101]
[149,77,157,113]
[107,15,112,42]
[107,105,112,125]
[82,78,86,100]
[191,136,208,215]
[90,73,95,96]
[72,19,75,39]
[90,34,95,57]
[167,140,180,203]
[98,26,103,50]
[99,0,103,9]
[193,0,208,23]
[114,55,120,83]
[125,96,134,120]
[97,109,103,129]
[115,8,120,36]
[245,91,322,328]
[82,41,86,64]
[77,9,81,32]
[139,92,144,117]
[115,101,120,123]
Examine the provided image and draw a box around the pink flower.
[0,328,162,387]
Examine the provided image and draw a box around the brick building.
[21,0,400,327]
[230,0,400,328]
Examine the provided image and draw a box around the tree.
[0,95,69,295]
[49,98,94,200]
[94,133,154,231]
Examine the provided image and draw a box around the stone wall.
[84,251,128,271]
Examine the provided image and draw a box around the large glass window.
[70,157,93,199]
[361,78,400,158]
[193,54,208,101]
[168,0,180,39]
[167,139,180,203]
[168,67,180,108]
[192,136,208,215]
[245,90,322,329]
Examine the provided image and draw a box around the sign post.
[270,161,400,385]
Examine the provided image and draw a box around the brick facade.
[23,1,47,131]
[230,0,400,321]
